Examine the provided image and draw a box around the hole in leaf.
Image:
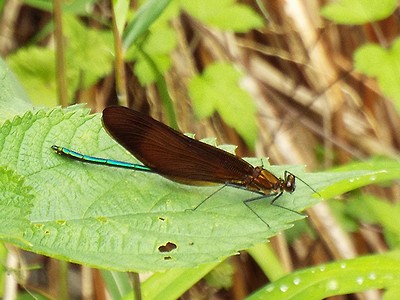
[158,242,177,253]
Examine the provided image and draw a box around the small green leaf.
[354,39,400,112]
[139,262,220,299]
[342,195,379,226]
[0,57,33,120]
[321,0,397,25]
[22,0,98,14]
[7,15,114,107]
[127,25,178,85]
[122,0,173,49]
[319,157,400,199]
[100,270,132,299]
[247,242,287,280]
[182,0,264,32]
[248,251,400,299]
[63,15,114,89]
[329,199,363,232]
[112,0,130,34]
[124,2,180,85]
[7,47,57,107]
[361,196,400,248]
[204,260,234,289]
[189,62,257,147]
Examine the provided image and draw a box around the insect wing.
[102,106,254,185]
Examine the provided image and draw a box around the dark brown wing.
[102,106,255,186]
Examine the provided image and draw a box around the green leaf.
[318,157,400,199]
[7,15,113,107]
[329,199,362,233]
[0,107,304,271]
[248,251,400,299]
[0,107,392,272]
[247,242,287,280]
[124,1,180,85]
[124,0,262,85]
[361,196,400,248]
[189,62,257,147]
[384,284,400,300]
[138,262,220,299]
[127,25,178,85]
[112,0,130,34]
[22,0,98,14]
[182,0,264,32]
[100,270,132,298]
[63,15,114,90]
[0,57,33,121]
[204,260,234,289]
[122,0,172,49]
[354,39,400,112]
[321,0,397,25]
[7,47,57,107]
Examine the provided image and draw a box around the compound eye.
[285,174,296,192]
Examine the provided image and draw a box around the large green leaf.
[0,106,392,272]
